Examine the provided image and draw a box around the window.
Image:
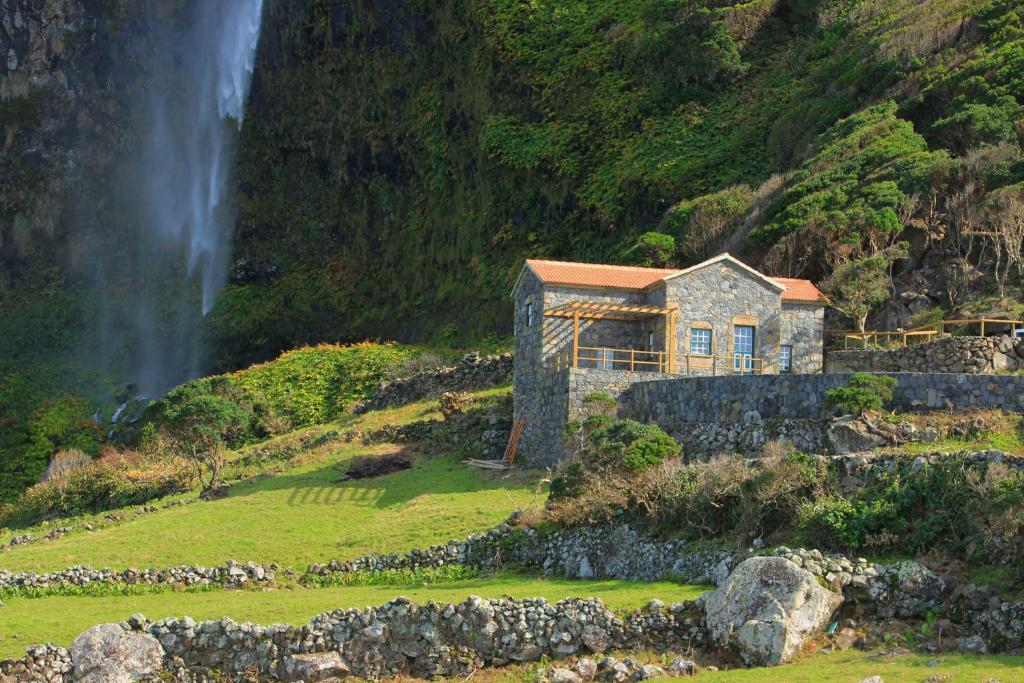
[647,331,655,352]
[733,325,756,374]
[690,328,712,355]
[779,345,793,373]
[525,302,533,327]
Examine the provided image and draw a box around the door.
[733,325,756,374]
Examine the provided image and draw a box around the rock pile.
[826,335,1024,374]
[358,353,512,413]
[542,655,700,682]
[0,645,70,683]
[0,560,275,593]
[307,523,732,586]
[674,418,826,458]
[1,598,704,681]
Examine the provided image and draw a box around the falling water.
[83,0,265,396]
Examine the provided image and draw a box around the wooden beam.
[572,310,580,369]
[667,310,676,373]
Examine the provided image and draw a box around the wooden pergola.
[544,301,679,372]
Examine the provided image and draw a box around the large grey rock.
[283,652,350,681]
[702,556,843,666]
[69,624,164,683]
[827,416,888,454]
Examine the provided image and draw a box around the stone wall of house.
[826,335,1024,374]
[782,303,825,373]
[516,367,572,465]
[654,260,785,373]
[519,367,680,466]
[540,284,651,369]
[628,373,1024,426]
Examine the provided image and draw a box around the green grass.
[0,575,706,660]
[693,649,1024,682]
[0,447,539,572]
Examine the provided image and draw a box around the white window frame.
[690,328,712,356]
[647,331,655,352]
[780,344,793,373]
[525,301,533,327]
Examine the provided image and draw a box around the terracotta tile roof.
[524,259,679,290]
[773,277,829,304]
[520,256,828,305]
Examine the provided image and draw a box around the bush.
[0,453,191,528]
[826,373,897,415]
[142,343,416,451]
[439,391,469,419]
[41,449,94,484]
[582,392,618,418]
[588,419,679,472]
[627,232,676,267]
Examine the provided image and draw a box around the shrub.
[627,231,676,267]
[549,462,588,500]
[41,449,94,484]
[439,391,469,419]
[0,454,191,528]
[588,419,679,472]
[582,392,618,418]
[141,343,416,452]
[826,373,897,415]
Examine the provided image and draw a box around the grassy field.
[3,386,1024,681]
[0,390,542,573]
[695,650,1024,682]
[0,576,706,659]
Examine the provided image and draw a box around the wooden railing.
[826,318,1024,350]
[551,345,764,375]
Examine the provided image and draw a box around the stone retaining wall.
[629,372,1024,426]
[825,335,1024,374]
[7,509,1024,681]
[359,353,512,413]
[673,419,827,458]
[0,560,274,593]
[2,598,704,682]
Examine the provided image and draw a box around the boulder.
[69,624,164,683]
[827,416,888,454]
[551,667,583,683]
[955,634,987,654]
[283,652,350,681]
[702,556,843,666]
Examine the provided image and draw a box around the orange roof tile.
[773,277,829,304]
[524,259,678,290]
[519,256,827,304]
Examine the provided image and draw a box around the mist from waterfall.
[84,0,265,397]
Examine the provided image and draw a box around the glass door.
[733,325,755,374]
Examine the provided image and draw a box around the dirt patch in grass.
[343,453,413,480]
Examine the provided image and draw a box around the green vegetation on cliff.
[3,0,1024,500]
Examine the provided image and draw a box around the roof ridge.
[526,258,680,273]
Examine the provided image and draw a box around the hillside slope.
[220,0,1023,355]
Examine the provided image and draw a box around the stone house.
[511,253,827,464]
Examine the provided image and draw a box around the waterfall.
[82,0,265,396]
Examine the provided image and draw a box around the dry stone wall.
[359,354,512,413]
[629,372,1024,426]
[826,335,1024,374]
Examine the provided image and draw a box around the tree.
[978,186,1024,299]
[628,232,676,267]
[158,391,247,493]
[821,244,908,333]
